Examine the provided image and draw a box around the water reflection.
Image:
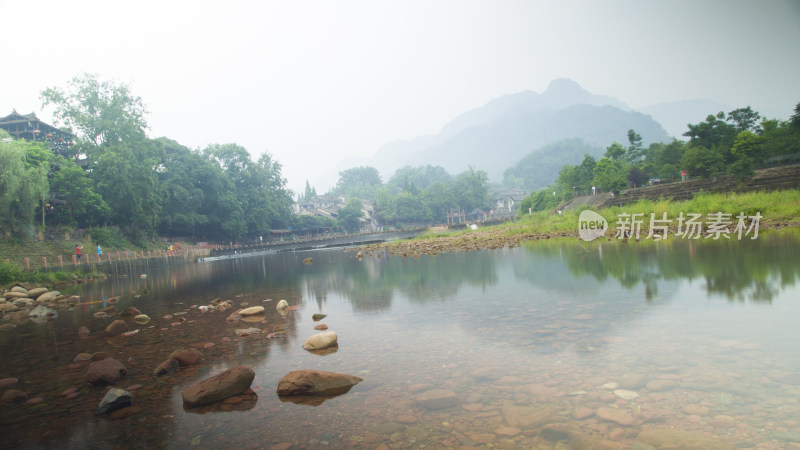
[2,230,799,449]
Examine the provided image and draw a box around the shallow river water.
[1,230,800,449]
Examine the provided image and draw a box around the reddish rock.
[395,415,417,424]
[0,389,28,404]
[0,377,18,389]
[126,384,143,391]
[78,326,90,338]
[169,349,204,366]
[104,320,128,337]
[85,358,127,385]
[109,406,142,419]
[313,324,328,330]
[98,305,117,314]
[182,366,255,407]
[120,306,142,316]
[276,370,363,396]
[153,358,180,376]
[24,397,44,406]
[90,351,111,362]
[596,407,635,426]
[61,387,79,396]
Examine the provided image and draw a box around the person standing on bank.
[76,245,83,262]
[97,244,102,259]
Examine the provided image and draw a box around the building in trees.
[0,110,74,156]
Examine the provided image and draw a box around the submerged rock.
[95,388,132,415]
[637,429,735,449]
[596,407,635,425]
[182,366,255,407]
[133,314,150,324]
[153,358,180,376]
[85,358,127,385]
[413,389,459,409]
[0,389,28,404]
[169,349,204,366]
[302,331,338,350]
[104,320,129,337]
[276,370,362,396]
[238,306,264,316]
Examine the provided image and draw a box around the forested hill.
[367,79,669,181]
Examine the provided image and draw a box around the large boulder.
[85,358,127,385]
[182,366,255,407]
[10,286,27,294]
[95,388,132,415]
[169,349,204,366]
[28,305,57,324]
[0,303,19,313]
[302,331,338,350]
[3,291,29,299]
[26,287,49,299]
[37,291,60,303]
[276,370,363,396]
[104,320,129,337]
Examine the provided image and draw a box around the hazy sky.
[3,0,799,193]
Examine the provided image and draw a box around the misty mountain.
[366,79,669,182]
[637,99,731,139]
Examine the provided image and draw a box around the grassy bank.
[373,190,800,255]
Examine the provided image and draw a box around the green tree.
[604,142,626,162]
[49,156,110,228]
[334,166,382,200]
[154,138,209,236]
[592,157,627,192]
[338,198,364,232]
[728,131,762,179]
[727,106,762,134]
[680,144,724,178]
[41,73,148,158]
[452,167,491,212]
[626,129,644,164]
[0,139,50,237]
[92,141,163,239]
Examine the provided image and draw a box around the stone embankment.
[600,164,800,208]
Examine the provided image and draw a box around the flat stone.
[494,426,521,437]
[596,407,635,425]
[276,370,363,396]
[614,389,639,400]
[183,366,255,407]
[238,306,264,316]
[573,407,595,419]
[414,389,459,409]
[104,320,128,337]
[302,331,338,350]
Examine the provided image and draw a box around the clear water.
[1,230,799,449]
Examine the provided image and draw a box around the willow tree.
[0,135,51,237]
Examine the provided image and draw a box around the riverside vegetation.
[352,190,800,256]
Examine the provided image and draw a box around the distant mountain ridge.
[366,79,669,182]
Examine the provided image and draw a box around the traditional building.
[0,110,73,155]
